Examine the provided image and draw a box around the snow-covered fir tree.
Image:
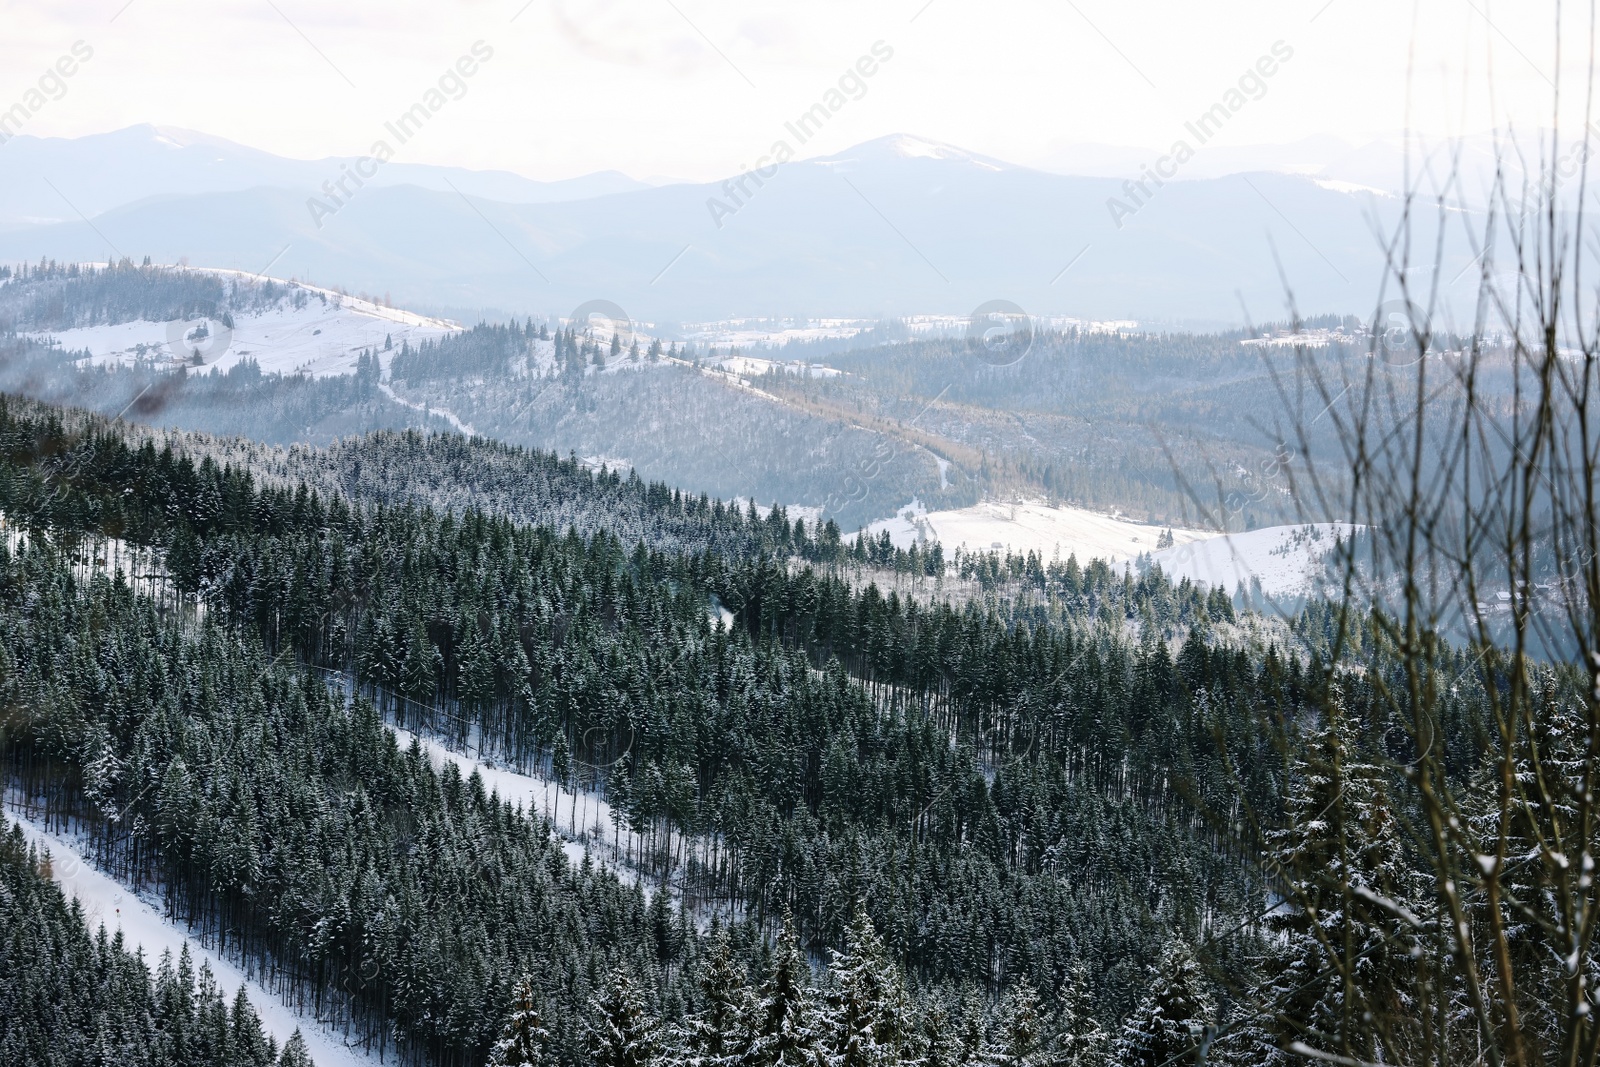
[680,928,756,1067]
[985,980,1044,1067]
[746,920,826,1067]
[277,1031,314,1067]
[588,967,663,1067]
[1238,710,1423,1067]
[489,975,552,1067]
[826,912,914,1067]
[1109,941,1215,1067]
[1051,965,1108,1067]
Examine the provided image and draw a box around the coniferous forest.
[1,380,1578,1067]
[0,824,316,1067]
[8,3,1600,1063]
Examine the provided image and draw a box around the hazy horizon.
[3,1,1583,182]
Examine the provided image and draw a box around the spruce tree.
[587,966,661,1067]
[986,981,1042,1067]
[490,976,553,1067]
[682,929,755,1067]
[827,912,913,1067]
[1109,941,1214,1067]
[1051,966,1107,1067]
[746,921,825,1067]
[231,985,278,1067]
[1241,715,1422,1067]
[278,1030,314,1067]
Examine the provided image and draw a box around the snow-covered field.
[707,354,841,379]
[5,808,380,1067]
[868,502,1360,599]
[679,318,869,349]
[1149,522,1362,598]
[868,499,1206,562]
[902,314,1141,337]
[29,276,459,379]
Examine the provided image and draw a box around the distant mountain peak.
[809,134,1011,171]
[148,125,212,148]
[122,124,253,153]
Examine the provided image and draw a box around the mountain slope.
[0,124,648,228]
[0,131,1478,323]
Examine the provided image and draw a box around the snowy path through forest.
[385,723,654,893]
[4,808,384,1067]
[311,666,644,882]
[381,728,746,928]
[377,382,477,436]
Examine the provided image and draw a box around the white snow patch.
[680,317,868,350]
[708,354,841,379]
[31,280,458,380]
[869,499,1204,563]
[889,134,976,161]
[516,337,559,377]
[902,314,1140,338]
[1315,178,1395,198]
[385,725,641,880]
[4,808,382,1067]
[1147,523,1361,597]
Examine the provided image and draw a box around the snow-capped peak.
[884,133,975,161]
[809,134,1011,172]
[146,124,231,150]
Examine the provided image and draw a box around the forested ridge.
[0,394,1544,1067]
[0,262,1345,529]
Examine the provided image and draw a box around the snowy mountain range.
[0,126,1480,324]
[0,125,648,227]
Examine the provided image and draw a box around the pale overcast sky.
[0,0,1586,180]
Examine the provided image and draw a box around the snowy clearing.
[1148,523,1363,598]
[679,317,868,349]
[707,354,841,379]
[4,808,381,1067]
[382,721,716,912]
[868,499,1206,563]
[30,278,459,380]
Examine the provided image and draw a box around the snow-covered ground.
[1,514,179,610]
[1148,523,1362,597]
[4,808,381,1067]
[867,502,1361,598]
[29,275,459,379]
[707,354,841,379]
[678,317,869,349]
[901,314,1141,337]
[868,499,1206,563]
[317,669,700,906]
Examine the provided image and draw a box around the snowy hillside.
[869,499,1206,562]
[8,810,380,1067]
[29,270,459,379]
[1148,522,1361,598]
[869,502,1361,599]
[679,317,868,349]
[706,353,841,379]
